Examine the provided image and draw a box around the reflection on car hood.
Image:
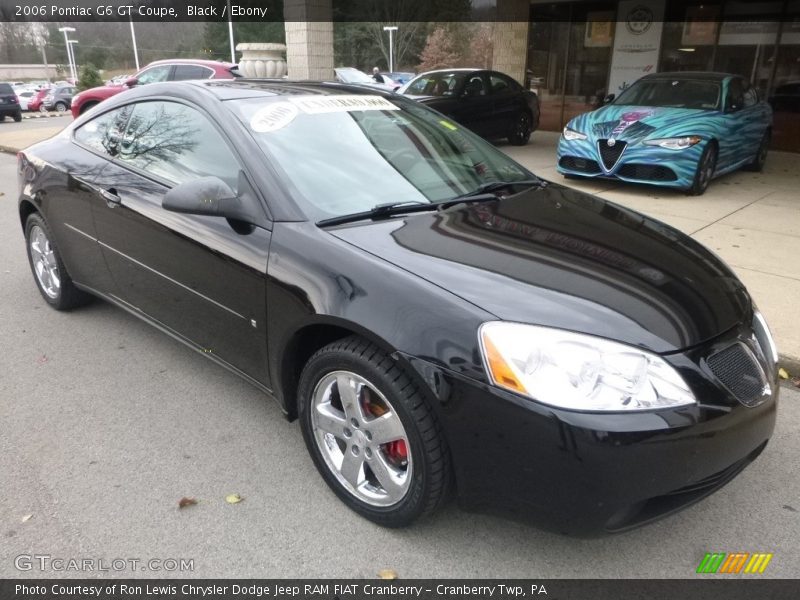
[330,184,749,353]
[571,105,719,141]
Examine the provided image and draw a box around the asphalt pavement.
[1,153,798,578]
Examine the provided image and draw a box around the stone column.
[492,0,530,86]
[283,0,334,80]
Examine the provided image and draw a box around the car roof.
[127,79,404,102]
[146,58,237,68]
[641,72,733,82]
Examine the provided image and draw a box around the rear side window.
[117,101,240,191]
[173,65,214,80]
[74,106,133,156]
[0,83,13,94]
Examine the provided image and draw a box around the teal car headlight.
[562,127,587,141]
[643,136,703,150]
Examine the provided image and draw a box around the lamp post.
[58,26,76,82]
[383,26,398,73]
[129,18,140,71]
[68,40,79,76]
[227,0,236,63]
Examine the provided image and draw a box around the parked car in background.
[398,68,540,145]
[382,71,415,85]
[0,82,22,121]
[557,72,772,195]
[43,84,76,113]
[16,89,36,111]
[70,59,239,117]
[333,67,398,92]
[17,79,779,534]
[28,87,51,113]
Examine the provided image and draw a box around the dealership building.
[285,0,799,152]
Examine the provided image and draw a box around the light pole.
[58,26,76,82]
[383,26,398,73]
[129,17,140,71]
[68,40,79,77]
[227,0,236,63]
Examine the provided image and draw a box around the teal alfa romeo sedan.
[557,72,772,195]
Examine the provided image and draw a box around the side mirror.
[124,77,138,87]
[603,93,615,104]
[163,176,256,224]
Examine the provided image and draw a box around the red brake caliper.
[362,397,408,466]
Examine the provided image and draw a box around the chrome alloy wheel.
[29,225,60,299]
[311,370,412,507]
[698,146,716,190]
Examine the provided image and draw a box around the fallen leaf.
[225,493,243,504]
[21,514,32,523]
[377,569,398,580]
[36,355,48,364]
[178,497,198,509]
[778,368,789,380]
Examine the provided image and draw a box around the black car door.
[439,73,493,137]
[487,72,521,138]
[90,99,272,386]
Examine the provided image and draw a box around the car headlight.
[753,309,778,365]
[562,127,587,141]
[643,136,703,150]
[479,322,696,411]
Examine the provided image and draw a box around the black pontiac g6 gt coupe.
[17,80,778,535]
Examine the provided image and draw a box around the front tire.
[54,102,67,113]
[80,101,99,115]
[298,336,451,527]
[508,111,532,146]
[39,104,48,113]
[687,142,717,196]
[24,213,90,310]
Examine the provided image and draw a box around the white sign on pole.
[607,1,666,97]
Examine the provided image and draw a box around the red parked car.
[27,88,51,113]
[70,59,239,118]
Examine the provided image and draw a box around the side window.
[464,74,487,97]
[135,66,171,85]
[727,78,744,111]
[117,101,240,191]
[74,106,133,157]
[489,73,518,94]
[173,65,214,81]
[743,84,758,108]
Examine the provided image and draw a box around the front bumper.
[556,135,706,190]
[410,321,778,536]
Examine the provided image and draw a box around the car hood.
[329,184,750,354]
[78,84,126,99]
[570,104,720,142]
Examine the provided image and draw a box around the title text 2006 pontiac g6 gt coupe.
[18,80,778,535]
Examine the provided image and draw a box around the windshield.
[404,72,467,97]
[336,68,374,84]
[614,78,721,110]
[230,94,531,221]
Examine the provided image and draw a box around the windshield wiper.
[437,178,545,210]
[317,201,435,227]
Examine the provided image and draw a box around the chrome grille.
[707,343,768,407]
[597,140,627,170]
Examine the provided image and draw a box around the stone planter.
[236,43,287,78]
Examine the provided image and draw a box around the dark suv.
[0,82,22,122]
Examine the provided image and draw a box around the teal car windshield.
[230,95,531,221]
[615,79,722,111]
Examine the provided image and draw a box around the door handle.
[100,188,121,207]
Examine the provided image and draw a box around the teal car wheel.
[745,130,770,172]
[687,142,717,196]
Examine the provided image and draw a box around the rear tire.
[39,104,48,113]
[686,142,717,196]
[13,110,22,122]
[54,102,67,113]
[744,130,770,172]
[24,213,91,310]
[508,111,532,146]
[298,336,451,527]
